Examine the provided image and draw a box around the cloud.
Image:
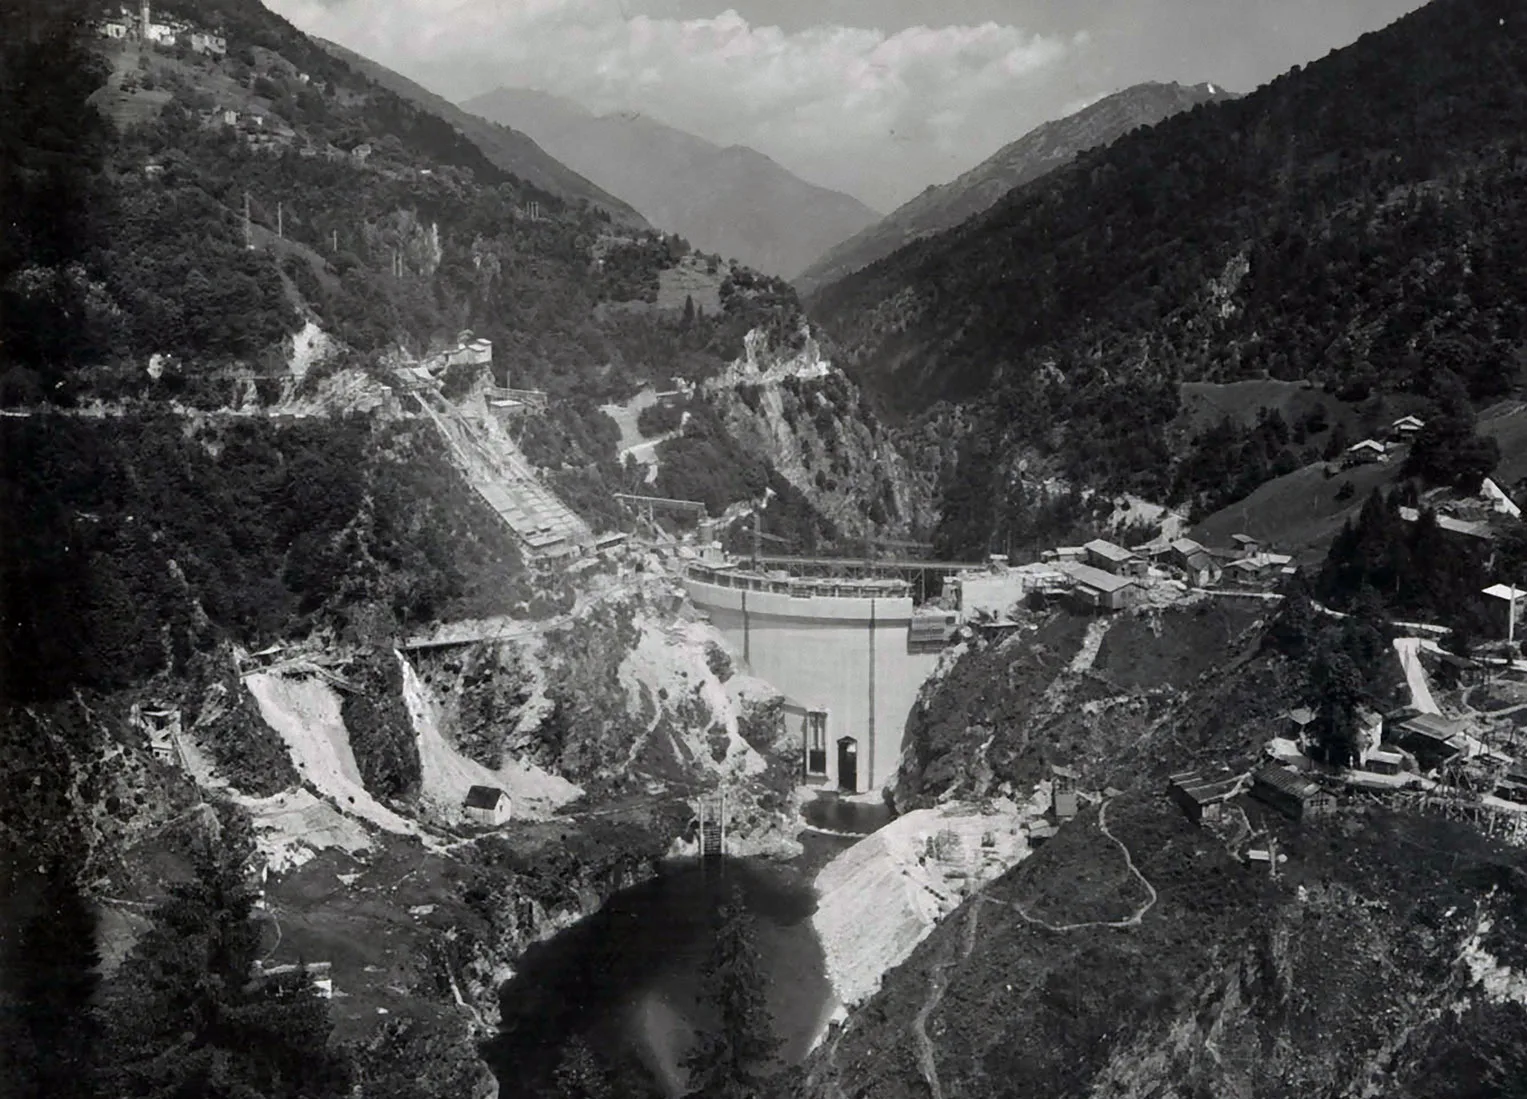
[265,0,1082,209]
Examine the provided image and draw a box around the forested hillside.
[0,10,837,1099]
[462,86,880,280]
[1,0,856,553]
[316,40,647,230]
[811,0,1527,556]
[0,0,805,413]
[795,81,1236,295]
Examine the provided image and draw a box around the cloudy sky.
[267,0,1426,211]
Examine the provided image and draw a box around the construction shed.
[1167,769,1241,824]
[1083,539,1147,577]
[248,961,333,999]
[1181,550,1222,587]
[1167,537,1206,567]
[1250,764,1337,821]
[463,785,512,827]
[1389,713,1467,771]
[1051,764,1080,820]
[1059,561,1139,611]
[1496,766,1527,804]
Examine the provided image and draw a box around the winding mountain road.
[991,799,1158,933]
[908,800,1158,1099]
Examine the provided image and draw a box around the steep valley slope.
[461,87,880,280]
[0,4,897,1097]
[795,81,1237,296]
[1,480,809,1095]
[807,0,1527,559]
[789,596,1527,1099]
[315,40,647,229]
[702,326,938,543]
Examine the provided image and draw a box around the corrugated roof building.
[1167,769,1241,824]
[1057,560,1140,610]
[1083,538,1147,577]
[1251,764,1336,821]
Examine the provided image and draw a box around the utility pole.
[753,506,762,571]
[1502,583,1514,653]
[331,228,337,253]
[277,201,283,239]
[243,191,252,250]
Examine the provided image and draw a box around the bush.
[636,399,685,438]
[704,642,734,683]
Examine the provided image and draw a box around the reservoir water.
[486,856,838,1098]
[802,794,895,836]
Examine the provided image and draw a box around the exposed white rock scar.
[1394,637,1442,716]
[1069,617,1114,674]
[1460,915,1527,1006]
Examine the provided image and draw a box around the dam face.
[684,566,943,793]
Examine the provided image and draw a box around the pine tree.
[548,1034,612,1099]
[1309,643,1365,767]
[682,885,781,1098]
[102,801,347,1099]
[6,854,101,1099]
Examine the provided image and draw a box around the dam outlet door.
[837,736,859,794]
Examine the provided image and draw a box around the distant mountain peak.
[460,86,879,278]
[796,80,1237,295]
[317,47,643,226]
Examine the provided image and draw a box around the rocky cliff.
[706,326,937,542]
[892,599,1270,810]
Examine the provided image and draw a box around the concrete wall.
[686,577,942,793]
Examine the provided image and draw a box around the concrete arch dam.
[683,567,943,794]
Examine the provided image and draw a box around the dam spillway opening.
[682,560,957,794]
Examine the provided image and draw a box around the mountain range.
[460,86,881,279]
[795,81,1239,295]
[316,40,647,228]
[810,0,1527,556]
[9,0,1527,1097]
